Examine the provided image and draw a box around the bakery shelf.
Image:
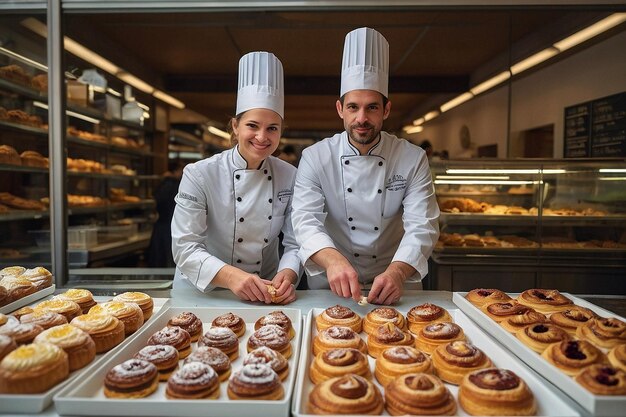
[68,171,160,181]
[68,200,155,215]
[0,119,48,136]
[440,212,540,226]
[0,163,47,174]
[67,135,110,150]
[0,209,49,221]
[108,145,155,157]
[0,76,46,100]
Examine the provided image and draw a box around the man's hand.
[311,248,362,302]
[213,265,272,303]
[270,269,298,304]
[368,262,416,305]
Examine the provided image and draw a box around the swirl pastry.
[576,317,626,350]
[34,299,82,322]
[316,305,363,333]
[0,322,43,344]
[254,310,295,340]
[608,344,626,372]
[247,324,292,359]
[367,323,414,358]
[517,289,573,314]
[20,310,67,330]
[375,346,433,387]
[0,276,36,302]
[466,288,512,307]
[0,343,69,394]
[516,323,571,353]
[310,347,371,384]
[432,340,493,385]
[227,363,284,400]
[406,303,452,335]
[244,346,289,381]
[167,311,203,342]
[134,344,179,381]
[542,340,607,376]
[313,325,366,356]
[211,312,246,338]
[481,301,533,322]
[458,368,536,416]
[112,292,154,320]
[34,324,96,371]
[89,301,144,335]
[104,359,159,398]
[549,306,597,335]
[198,326,239,360]
[0,334,17,361]
[415,322,466,355]
[574,364,626,395]
[363,307,406,336]
[500,310,547,333]
[184,346,232,382]
[307,374,383,415]
[147,326,192,359]
[16,267,52,291]
[54,288,97,314]
[166,362,220,399]
[71,313,125,353]
[385,373,457,416]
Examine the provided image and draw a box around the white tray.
[453,292,626,416]
[54,306,302,417]
[292,307,580,417]
[0,294,169,414]
[0,284,55,314]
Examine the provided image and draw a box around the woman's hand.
[270,269,298,304]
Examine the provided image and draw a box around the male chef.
[291,27,440,305]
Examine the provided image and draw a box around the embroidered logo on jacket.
[178,191,198,202]
[277,189,292,203]
[386,174,406,191]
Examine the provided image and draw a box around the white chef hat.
[340,27,389,98]
[236,51,284,118]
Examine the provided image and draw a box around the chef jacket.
[172,145,301,292]
[291,131,440,289]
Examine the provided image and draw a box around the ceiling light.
[511,47,559,75]
[412,117,425,126]
[440,92,474,113]
[154,89,185,109]
[403,125,423,134]
[599,168,626,173]
[555,13,626,52]
[470,71,511,95]
[434,180,538,185]
[446,169,566,174]
[208,126,230,140]
[0,46,47,72]
[424,111,439,122]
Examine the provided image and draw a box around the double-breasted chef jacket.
[172,146,301,292]
[291,131,440,289]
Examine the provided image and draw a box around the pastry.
[516,323,571,353]
[542,340,607,376]
[375,346,433,387]
[385,373,457,416]
[103,358,159,398]
[367,322,414,358]
[0,145,21,166]
[0,64,30,85]
[112,292,154,321]
[481,301,533,322]
[227,363,284,400]
[134,344,180,381]
[89,301,144,335]
[0,322,43,345]
[211,312,246,338]
[185,346,231,382]
[316,305,363,333]
[0,266,25,277]
[0,286,8,307]
[0,334,17,361]
[247,324,292,359]
[307,374,383,415]
[574,364,626,395]
[517,289,573,314]
[147,326,192,359]
[54,288,97,313]
[466,288,512,307]
[608,344,626,372]
[1,314,19,328]
[363,307,406,336]
[550,306,598,335]
[34,324,96,371]
[17,266,52,290]
[34,299,82,322]
[70,313,125,353]
[167,311,203,342]
[254,310,295,340]
[406,303,453,335]
[198,326,239,360]
[243,346,289,381]
[312,325,366,356]
[432,340,493,385]
[0,276,36,302]
[166,362,220,399]
[415,322,466,355]
[0,343,69,394]
[458,368,536,416]
[500,310,547,333]
[576,317,626,349]
[310,347,371,384]
[20,310,67,329]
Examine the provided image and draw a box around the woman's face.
[232,108,282,169]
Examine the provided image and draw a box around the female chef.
[171,51,300,304]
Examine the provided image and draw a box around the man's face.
[336,90,391,147]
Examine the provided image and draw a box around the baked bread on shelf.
[0,145,21,166]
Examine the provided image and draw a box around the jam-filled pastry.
[375,346,433,387]
[70,313,125,353]
[0,322,43,345]
[516,323,571,353]
[247,324,292,359]
[316,305,362,333]
[212,312,246,338]
[34,324,96,371]
[310,347,371,384]
[432,340,493,385]
[458,368,537,416]
[516,289,573,314]
[227,363,284,400]
[384,373,457,416]
[542,340,607,376]
[608,344,626,372]
[54,288,97,314]
[20,310,67,330]
[254,310,295,340]
[0,334,16,362]
[549,306,597,335]
[574,364,626,395]
[134,344,180,381]
[89,301,144,335]
[500,310,547,333]
[406,303,452,335]
[367,322,414,358]
[243,346,289,381]
[166,362,220,399]
[34,299,82,322]
[307,374,384,415]
[363,307,406,336]
[112,292,154,321]
[104,358,159,398]
[480,301,533,322]
[184,346,231,382]
[167,311,203,342]
[147,326,192,359]
[466,288,512,307]
[415,322,466,355]
[0,343,69,394]
[312,325,366,356]
[576,317,626,350]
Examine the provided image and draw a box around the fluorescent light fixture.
[599,176,626,181]
[154,89,185,109]
[434,180,538,185]
[412,117,425,126]
[436,175,510,180]
[34,101,101,124]
[511,47,559,75]
[555,13,626,52]
[403,125,424,134]
[424,111,439,122]
[0,46,47,72]
[440,92,474,113]
[208,126,230,140]
[446,169,566,175]
[117,72,154,94]
[599,168,626,173]
[470,71,511,95]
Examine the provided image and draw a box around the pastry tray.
[54,306,302,417]
[0,284,55,314]
[453,292,626,416]
[292,307,580,417]
[0,294,169,414]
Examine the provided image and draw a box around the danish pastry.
[500,310,547,333]
[211,312,246,338]
[517,289,573,314]
[406,303,452,335]
[316,305,362,333]
[167,311,203,342]
[542,340,607,376]
[312,325,366,356]
[70,313,125,353]
[147,326,192,359]
[227,363,284,400]
[134,344,180,381]
[243,346,289,381]
[432,340,493,385]
[375,346,433,387]
[89,301,144,335]
[415,322,466,355]
[104,359,159,398]
[574,364,626,395]
[184,346,231,382]
[576,317,626,349]
[0,276,36,302]
[363,307,406,336]
[54,288,97,314]
[247,324,292,359]
[366,322,414,358]
[166,362,220,399]
[549,306,597,335]
[385,373,457,416]
[16,267,52,291]
[516,323,571,353]
[481,301,533,322]
[466,288,512,307]
[608,344,626,372]
[254,310,295,340]
[310,347,371,384]
[33,324,96,371]
[112,291,154,321]
[35,299,82,322]
[0,322,43,345]
[307,374,383,415]
[0,343,69,394]
[19,310,66,330]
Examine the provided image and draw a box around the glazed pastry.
[481,301,533,322]
[432,340,493,385]
[166,362,220,399]
[542,340,607,376]
[34,324,96,371]
[254,310,295,340]
[466,288,512,307]
[415,322,466,355]
[307,374,383,415]
[312,325,366,356]
[89,301,144,335]
[227,363,284,400]
[17,267,52,291]
[185,346,232,381]
[458,368,536,416]
[0,343,69,394]
[104,358,159,398]
[500,310,547,333]
[608,344,626,372]
[516,323,571,353]
[316,305,363,333]
[0,276,36,302]
[198,326,239,360]
[20,310,67,329]
[310,347,371,384]
[0,266,26,277]
[576,317,626,349]
[375,346,433,387]
[167,311,203,342]
[10,306,33,320]
[406,303,452,335]
[0,334,17,361]
[247,324,292,359]
[363,307,406,336]
[367,322,414,358]
[54,288,97,314]
[212,312,246,338]
[385,373,457,416]
[243,346,289,381]
[574,364,626,395]
[134,344,179,381]
[0,322,43,345]
[517,289,573,314]
[34,299,82,322]
[112,292,154,320]
[549,306,597,335]
[147,326,192,359]
[71,313,125,353]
